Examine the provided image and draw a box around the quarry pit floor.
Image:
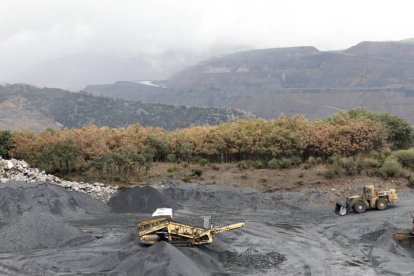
[0,181,413,275]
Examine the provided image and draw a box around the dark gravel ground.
[0,181,412,275]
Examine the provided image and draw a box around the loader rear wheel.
[376,198,388,211]
[353,201,366,214]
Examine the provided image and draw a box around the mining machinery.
[394,213,414,244]
[335,185,398,216]
[137,209,245,246]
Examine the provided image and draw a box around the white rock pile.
[0,157,117,202]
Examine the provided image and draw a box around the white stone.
[5,160,14,170]
[0,158,118,203]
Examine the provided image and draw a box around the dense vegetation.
[1,109,413,184]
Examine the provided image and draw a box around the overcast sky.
[1,0,414,88]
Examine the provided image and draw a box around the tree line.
[0,109,412,182]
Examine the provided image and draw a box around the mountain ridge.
[84,39,414,123]
[0,84,253,131]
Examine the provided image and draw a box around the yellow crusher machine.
[137,212,245,246]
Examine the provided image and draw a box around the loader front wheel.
[376,198,388,211]
[353,201,366,214]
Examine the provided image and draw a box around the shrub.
[380,158,404,177]
[278,158,292,169]
[409,174,414,186]
[237,161,250,170]
[267,158,292,169]
[253,160,265,169]
[167,166,176,173]
[363,157,382,168]
[302,163,311,170]
[291,156,302,165]
[390,148,414,169]
[166,153,176,162]
[339,157,358,176]
[191,169,203,177]
[198,158,209,166]
[323,168,337,179]
[307,157,317,166]
[267,159,280,169]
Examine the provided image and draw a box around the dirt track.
[0,181,413,275]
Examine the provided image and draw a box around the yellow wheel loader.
[137,208,245,246]
[334,185,398,216]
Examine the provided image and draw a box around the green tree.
[92,151,131,181]
[0,130,12,158]
[41,139,80,174]
[137,146,155,173]
[177,142,193,161]
[332,108,414,150]
[145,134,170,161]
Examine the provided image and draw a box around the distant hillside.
[168,41,414,91]
[84,40,414,123]
[0,84,252,131]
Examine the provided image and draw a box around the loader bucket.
[393,232,414,241]
[394,232,414,247]
[334,202,347,216]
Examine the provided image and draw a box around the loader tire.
[376,198,388,211]
[353,201,366,214]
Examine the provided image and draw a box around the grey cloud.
[1,0,413,89]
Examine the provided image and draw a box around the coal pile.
[0,181,107,253]
[0,213,93,252]
[220,247,286,270]
[108,186,179,213]
[110,241,204,276]
[0,181,108,220]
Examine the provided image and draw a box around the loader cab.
[363,185,376,200]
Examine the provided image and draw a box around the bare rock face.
[0,157,117,202]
